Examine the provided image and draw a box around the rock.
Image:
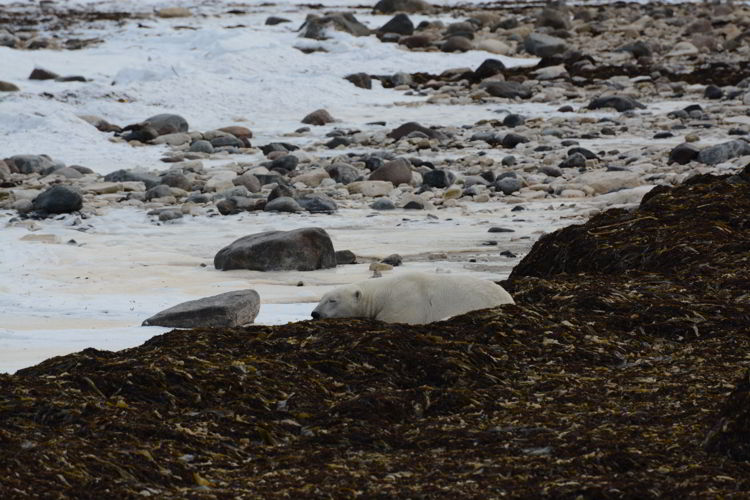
[523,33,568,57]
[233,172,261,193]
[104,169,160,189]
[533,64,568,80]
[264,196,303,213]
[704,85,724,100]
[0,81,19,91]
[400,34,434,49]
[300,13,370,39]
[156,7,192,18]
[29,67,59,80]
[540,164,563,177]
[218,126,252,139]
[668,143,701,165]
[190,140,214,154]
[368,158,412,185]
[326,163,361,184]
[211,135,244,148]
[345,73,372,89]
[495,177,522,195]
[697,140,750,165]
[373,0,431,14]
[442,36,473,52]
[143,114,189,136]
[214,227,336,271]
[503,114,525,127]
[268,184,295,201]
[152,132,191,146]
[370,198,396,210]
[388,122,447,141]
[335,250,357,265]
[326,137,351,149]
[382,254,403,266]
[142,290,260,328]
[302,109,335,126]
[668,41,699,57]
[297,193,337,213]
[617,40,652,58]
[266,16,291,25]
[161,172,192,191]
[293,168,330,187]
[568,147,598,160]
[32,185,83,214]
[537,7,571,30]
[502,133,530,149]
[587,96,646,112]
[422,169,455,188]
[474,59,506,80]
[158,209,183,222]
[480,81,532,99]
[145,184,173,201]
[6,154,58,174]
[574,170,642,195]
[347,180,393,197]
[270,154,299,173]
[379,13,414,36]
[476,39,511,55]
[559,152,587,169]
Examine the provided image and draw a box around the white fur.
[311,272,514,325]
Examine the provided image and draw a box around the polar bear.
[310,271,514,325]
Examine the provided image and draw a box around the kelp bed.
[2,169,750,498]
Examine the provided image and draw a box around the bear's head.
[311,285,362,319]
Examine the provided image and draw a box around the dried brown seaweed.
[1,169,749,498]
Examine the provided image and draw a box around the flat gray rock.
[142,289,260,328]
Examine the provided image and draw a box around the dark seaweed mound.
[1,167,749,498]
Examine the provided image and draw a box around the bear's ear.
[354,289,361,301]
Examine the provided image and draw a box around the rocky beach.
[1,0,750,495]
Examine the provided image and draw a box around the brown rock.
[301,109,335,126]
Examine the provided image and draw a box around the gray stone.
[370,198,396,210]
[442,36,473,52]
[233,172,261,193]
[142,289,260,328]
[495,177,522,195]
[373,0,430,14]
[144,113,189,136]
[190,140,214,154]
[335,250,357,265]
[668,143,701,165]
[104,169,160,189]
[145,184,173,201]
[697,140,750,165]
[161,172,192,191]
[587,96,646,112]
[296,194,337,213]
[264,196,303,212]
[388,122,447,141]
[32,185,83,214]
[7,154,61,175]
[326,163,361,184]
[368,158,412,185]
[422,169,456,188]
[214,227,336,271]
[540,164,563,177]
[480,81,532,99]
[268,184,295,201]
[379,13,414,35]
[523,33,568,57]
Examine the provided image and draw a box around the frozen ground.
[0,0,683,372]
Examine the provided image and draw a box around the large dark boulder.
[214,228,336,271]
[142,290,260,328]
[379,13,414,36]
[32,185,83,214]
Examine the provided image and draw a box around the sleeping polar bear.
[311,271,514,325]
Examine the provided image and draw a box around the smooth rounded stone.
[568,147,598,160]
[374,0,430,13]
[382,254,403,266]
[697,140,750,165]
[158,209,183,222]
[156,7,192,18]
[488,226,515,233]
[232,172,261,193]
[574,170,641,195]
[45,166,81,180]
[144,114,189,136]
[211,135,244,148]
[13,199,33,214]
[668,143,700,165]
[540,164,563,177]
[379,13,414,35]
[293,168,330,187]
[264,196,303,213]
[214,227,336,271]
[503,113,525,127]
[348,180,393,197]
[480,81,532,99]
[145,184,174,201]
[0,160,10,180]
[587,96,646,112]
[703,85,724,100]
[668,41,699,57]
[345,72,372,89]
[218,126,252,139]
[143,289,260,328]
[502,133,530,149]
[537,7,571,30]
[399,34,434,49]
[32,185,83,214]
[335,249,357,265]
[301,109,335,126]
[216,198,238,215]
[0,81,20,91]
[266,16,291,25]
[388,122,446,141]
[214,186,251,201]
[422,169,456,188]
[152,132,191,146]
[6,154,59,174]
[523,32,567,57]
[268,184,296,201]
[495,177,522,195]
[326,163,361,184]
[476,39,511,55]
[326,137,352,149]
[534,64,568,80]
[270,154,299,172]
[463,175,490,187]
[29,67,59,80]
[559,153,587,169]
[160,172,192,191]
[370,198,396,210]
[473,58,506,80]
[616,40,652,59]
[296,193,337,213]
[104,168,160,189]
[442,36,473,52]
[368,158,412,185]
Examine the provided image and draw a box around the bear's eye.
[328,298,337,304]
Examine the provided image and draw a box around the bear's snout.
[311,311,321,319]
